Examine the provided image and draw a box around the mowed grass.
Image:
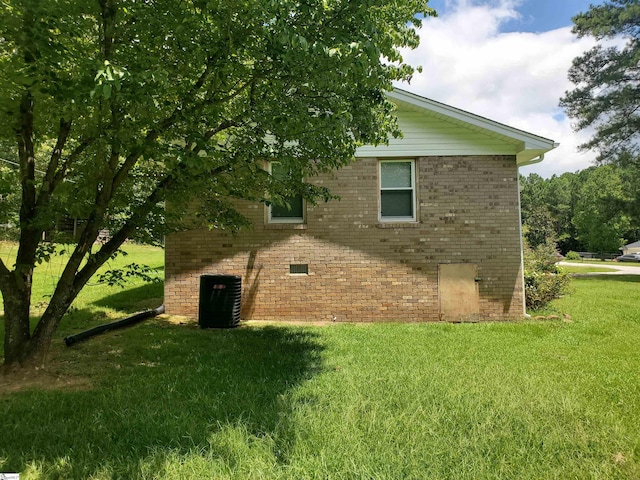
[0,241,164,317]
[560,264,618,274]
[1,244,639,479]
[564,259,640,267]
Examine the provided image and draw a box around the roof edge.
[387,88,558,157]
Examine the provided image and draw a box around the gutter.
[529,153,545,165]
[519,153,545,168]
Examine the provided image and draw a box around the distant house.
[621,241,640,255]
[165,89,557,322]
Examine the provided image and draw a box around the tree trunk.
[2,284,34,366]
[2,292,72,368]
[1,252,71,367]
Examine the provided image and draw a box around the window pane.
[272,194,304,218]
[381,190,413,217]
[381,162,411,188]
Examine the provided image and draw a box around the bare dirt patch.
[242,319,347,327]
[158,316,340,328]
[156,314,198,326]
[0,364,92,396]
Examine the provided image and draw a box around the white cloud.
[396,0,598,178]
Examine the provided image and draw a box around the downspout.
[516,172,529,318]
[517,151,551,316]
[64,305,165,346]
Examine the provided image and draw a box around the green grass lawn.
[560,264,618,274]
[0,241,164,316]
[564,258,640,267]
[560,260,640,274]
[1,244,639,479]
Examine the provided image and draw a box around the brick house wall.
[165,155,525,322]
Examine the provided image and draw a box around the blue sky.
[398,0,608,177]
[500,0,601,32]
[428,0,601,32]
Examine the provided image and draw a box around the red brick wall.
[165,155,525,322]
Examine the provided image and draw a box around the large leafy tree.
[520,173,578,252]
[522,205,556,249]
[573,165,631,255]
[0,0,433,367]
[520,166,639,255]
[560,0,640,163]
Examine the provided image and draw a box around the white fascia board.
[387,89,558,164]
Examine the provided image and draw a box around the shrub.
[565,251,581,260]
[0,225,19,242]
[523,240,571,310]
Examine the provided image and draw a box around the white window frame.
[379,159,417,222]
[268,162,305,224]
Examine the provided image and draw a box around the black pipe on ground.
[64,305,165,346]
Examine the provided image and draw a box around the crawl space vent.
[289,264,309,275]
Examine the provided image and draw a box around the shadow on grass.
[92,281,165,313]
[573,274,640,283]
[0,320,324,478]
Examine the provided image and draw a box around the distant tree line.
[520,164,640,255]
[520,0,640,309]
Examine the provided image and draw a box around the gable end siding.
[356,108,521,158]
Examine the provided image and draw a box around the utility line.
[1,156,75,182]
[0,156,47,175]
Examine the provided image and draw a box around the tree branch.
[0,257,11,281]
[110,61,234,191]
[16,91,36,225]
[99,0,116,59]
[32,54,252,333]
[73,146,234,291]
[47,136,97,193]
[37,118,72,203]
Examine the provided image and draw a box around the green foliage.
[0,161,19,230]
[523,240,571,310]
[520,172,578,252]
[0,227,19,242]
[558,0,640,253]
[520,164,640,254]
[0,0,435,365]
[522,205,556,248]
[97,262,161,288]
[565,251,581,260]
[0,0,434,234]
[560,0,640,162]
[573,165,631,253]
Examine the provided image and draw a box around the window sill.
[264,223,308,230]
[376,222,420,229]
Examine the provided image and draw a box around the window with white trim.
[269,162,305,223]
[379,160,416,221]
